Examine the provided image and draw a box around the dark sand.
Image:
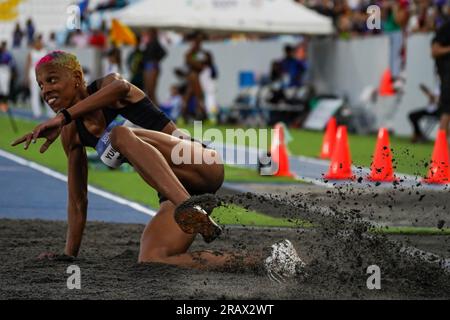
[223,183,450,228]
[1,189,449,300]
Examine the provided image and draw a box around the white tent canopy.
[115,0,334,35]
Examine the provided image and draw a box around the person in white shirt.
[70,29,89,48]
[199,52,218,123]
[26,35,53,118]
[103,46,121,76]
[47,32,58,50]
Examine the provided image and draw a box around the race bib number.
[95,120,126,168]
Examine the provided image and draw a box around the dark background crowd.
[296,0,450,38]
[2,0,449,137]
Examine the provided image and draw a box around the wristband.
[57,109,72,125]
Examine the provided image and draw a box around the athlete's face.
[36,63,83,112]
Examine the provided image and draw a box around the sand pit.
[1,190,449,300]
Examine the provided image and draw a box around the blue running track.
[0,152,153,224]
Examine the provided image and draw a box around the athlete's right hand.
[11,131,35,150]
[11,115,64,153]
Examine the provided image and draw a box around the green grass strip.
[181,123,434,177]
[212,204,313,228]
[370,226,450,235]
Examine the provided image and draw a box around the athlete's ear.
[73,70,83,88]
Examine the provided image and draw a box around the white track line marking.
[0,149,156,217]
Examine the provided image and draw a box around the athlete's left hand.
[11,114,65,153]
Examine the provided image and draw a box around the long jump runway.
[0,150,154,224]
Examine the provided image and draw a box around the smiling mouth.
[46,97,57,105]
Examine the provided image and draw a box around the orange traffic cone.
[325,126,354,180]
[320,117,337,159]
[0,102,8,113]
[379,68,395,96]
[367,128,396,182]
[423,129,450,184]
[271,123,293,177]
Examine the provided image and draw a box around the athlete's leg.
[139,201,259,269]
[139,201,195,262]
[133,128,223,193]
[111,126,190,205]
[109,126,224,206]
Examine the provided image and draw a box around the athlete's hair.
[35,50,83,76]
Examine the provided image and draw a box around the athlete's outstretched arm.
[64,73,139,120]
[61,127,88,257]
[11,73,142,152]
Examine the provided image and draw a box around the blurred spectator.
[266,43,307,105]
[336,1,354,39]
[65,30,74,46]
[26,18,35,47]
[433,2,450,29]
[160,85,183,122]
[100,19,109,34]
[26,35,51,118]
[408,83,440,143]
[408,0,435,33]
[199,51,219,123]
[267,61,286,104]
[382,0,409,78]
[266,44,310,126]
[142,28,167,105]
[104,44,122,75]
[96,0,129,11]
[312,0,336,19]
[173,67,189,98]
[293,0,450,37]
[78,0,91,30]
[89,29,107,49]
[47,32,58,49]
[431,19,450,136]
[71,29,89,48]
[352,6,371,34]
[127,34,145,89]
[183,31,209,121]
[12,23,24,48]
[279,44,307,88]
[82,66,92,85]
[0,41,15,112]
